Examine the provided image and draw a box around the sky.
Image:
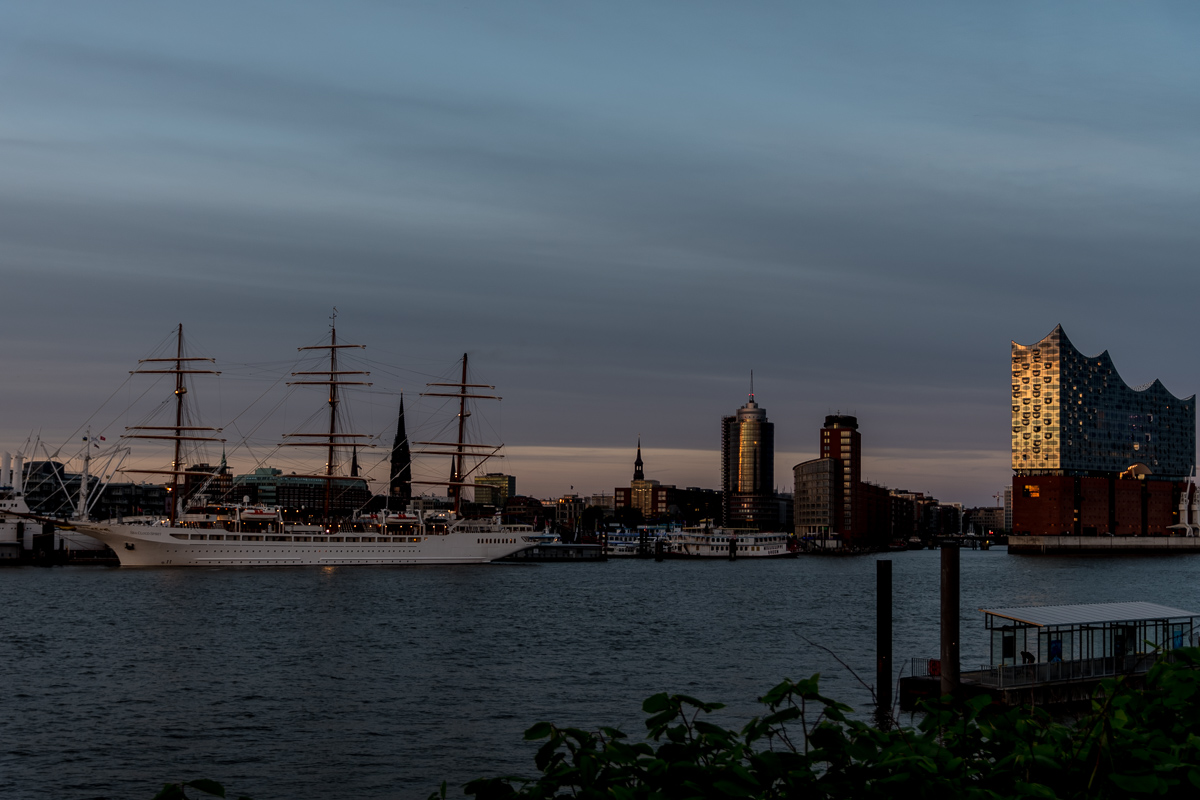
[2,2,1200,507]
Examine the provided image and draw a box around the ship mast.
[416,353,503,515]
[283,310,373,524]
[121,324,224,524]
[452,355,468,511]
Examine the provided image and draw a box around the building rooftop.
[981,601,1198,628]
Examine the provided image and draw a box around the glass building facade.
[1012,325,1195,479]
[721,394,776,530]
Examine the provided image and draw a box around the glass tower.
[721,392,776,530]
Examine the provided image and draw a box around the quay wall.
[1009,535,1200,555]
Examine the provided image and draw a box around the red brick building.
[1012,474,1190,537]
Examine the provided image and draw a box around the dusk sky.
[3,2,1199,507]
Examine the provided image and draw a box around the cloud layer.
[3,2,1199,505]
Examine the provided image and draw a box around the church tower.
[389,394,412,510]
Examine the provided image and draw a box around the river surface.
[2,549,1197,800]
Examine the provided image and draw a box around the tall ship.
[72,320,532,566]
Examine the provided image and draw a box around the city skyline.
[4,3,1200,508]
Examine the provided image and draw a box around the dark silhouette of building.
[614,442,721,524]
[474,473,516,506]
[389,394,412,510]
[181,456,232,510]
[502,495,545,527]
[21,461,169,520]
[1011,326,1197,535]
[232,467,371,522]
[721,387,777,530]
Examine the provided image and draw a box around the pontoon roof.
[981,602,1198,628]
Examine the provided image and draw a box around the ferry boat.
[70,321,532,567]
[601,525,800,559]
[602,528,664,557]
[664,527,800,559]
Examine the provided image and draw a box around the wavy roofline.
[1013,324,1195,405]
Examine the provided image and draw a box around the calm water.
[3,550,1198,800]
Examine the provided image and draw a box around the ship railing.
[977,653,1159,688]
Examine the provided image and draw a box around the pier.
[900,601,1198,711]
[1009,535,1200,555]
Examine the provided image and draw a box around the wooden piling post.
[940,543,960,696]
[876,559,893,723]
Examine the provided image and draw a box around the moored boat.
[71,321,531,567]
[664,526,800,559]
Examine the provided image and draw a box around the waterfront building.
[181,459,232,509]
[1011,325,1197,535]
[501,495,544,527]
[965,506,1005,535]
[20,460,169,519]
[889,490,919,541]
[794,417,918,548]
[793,415,882,547]
[588,493,615,510]
[721,390,777,530]
[615,438,661,518]
[794,457,837,537]
[614,441,722,524]
[231,467,371,521]
[821,415,861,532]
[551,493,584,529]
[473,473,516,506]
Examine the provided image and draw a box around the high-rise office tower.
[794,415,873,546]
[721,387,776,530]
[820,415,861,533]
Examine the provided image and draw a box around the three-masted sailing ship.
[73,322,532,566]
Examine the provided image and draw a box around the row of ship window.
[172,533,428,542]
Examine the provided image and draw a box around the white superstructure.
[72,507,531,566]
[664,527,799,559]
[602,526,800,559]
[0,452,30,559]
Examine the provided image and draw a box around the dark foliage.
[438,649,1200,799]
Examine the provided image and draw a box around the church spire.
[389,394,412,510]
[634,436,644,481]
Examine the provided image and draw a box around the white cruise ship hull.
[73,521,531,567]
